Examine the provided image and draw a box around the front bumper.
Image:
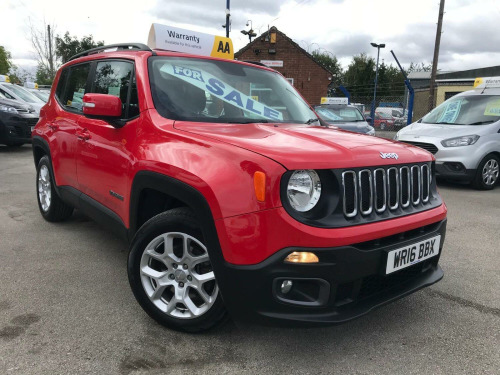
[216,219,446,326]
[0,114,37,144]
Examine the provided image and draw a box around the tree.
[311,50,343,81]
[29,20,58,83]
[56,32,104,64]
[407,62,432,73]
[0,46,13,75]
[36,64,54,85]
[342,53,376,98]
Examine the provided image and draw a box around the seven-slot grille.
[342,164,431,218]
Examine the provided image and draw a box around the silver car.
[395,84,500,189]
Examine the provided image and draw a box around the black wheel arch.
[129,171,227,276]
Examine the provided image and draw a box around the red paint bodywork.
[82,93,122,117]
[34,50,447,266]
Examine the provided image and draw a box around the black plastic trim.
[69,43,152,61]
[280,162,442,228]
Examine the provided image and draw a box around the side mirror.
[83,93,122,118]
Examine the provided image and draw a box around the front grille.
[401,141,439,154]
[342,163,431,219]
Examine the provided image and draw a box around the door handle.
[76,129,91,141]
[48,123,59,131]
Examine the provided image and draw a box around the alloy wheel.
[482,159,499,186]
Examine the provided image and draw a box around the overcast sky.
[2,0,500,76]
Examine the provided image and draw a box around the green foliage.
[311,50,343,81]
[56,32,104,64]
[36,64,54,85]
[342,53,376,97]
[0,46,13,75]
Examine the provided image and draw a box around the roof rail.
[242,60,269,68]
[68,43,154,61]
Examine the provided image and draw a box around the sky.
[2,0,500,77]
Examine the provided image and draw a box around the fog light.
[284,251,319,263]
[281,280,293,294]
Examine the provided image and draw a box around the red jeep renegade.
[32,43,447,332]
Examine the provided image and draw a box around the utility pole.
[370,42,385,127]
[225,0,230,38]
[47,24,54,78]
[428,0,445,112]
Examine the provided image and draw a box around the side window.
[62,64,91,112]
[92,61,139,119]
[0,87,15,100]
[55,69,68,101]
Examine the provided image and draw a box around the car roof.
[63,46,277,73]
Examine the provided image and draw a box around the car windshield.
[4,84,44,104]
[421,94,500,125]
[30,90,49,102]
[315,106,364,122]
[149,56,317,124]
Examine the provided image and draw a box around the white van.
[395,77,500,189]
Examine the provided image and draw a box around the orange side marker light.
[254,171,266,202]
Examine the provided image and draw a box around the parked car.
[0,96,38,147]
[27,88,50,103]
[373,111,396,130]
[313,104,375,135]
[395,77,500,189]
[0,81,45,114]
[32,42,447,332]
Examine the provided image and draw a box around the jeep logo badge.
[380,152,399,160]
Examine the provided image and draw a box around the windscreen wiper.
[467,120,495,125]
[305,118,320,124]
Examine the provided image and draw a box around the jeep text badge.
[380,152,399,160]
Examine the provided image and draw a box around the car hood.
[174,122,432,170]
[0,97,34,112]
[399,122,484,138]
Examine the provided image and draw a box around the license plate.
[386,235,441,274]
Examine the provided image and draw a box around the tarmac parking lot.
[1,144,499,375]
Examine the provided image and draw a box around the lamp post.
[222,0,230,38]
[370,42,385,127]
[240,20,257,42]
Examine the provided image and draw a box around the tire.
[380,122,386,130]
[36,156,74,221]
[128,207,228,332]
[472,154,500,190]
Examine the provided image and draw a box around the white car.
[395,77,500,189]
[0,82,45,114]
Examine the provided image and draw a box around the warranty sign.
[148,23,234,60]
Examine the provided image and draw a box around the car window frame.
[88,58,140,121]
[55,61,93,115]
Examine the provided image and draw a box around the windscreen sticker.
[437,99,462,123]
[316,108,342,120]
[483,98,500,116]
[160,64,283,121]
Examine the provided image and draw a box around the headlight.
[441,135,479,147]
[0,105,18,113]
[287,170,321,212]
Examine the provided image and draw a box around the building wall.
[235,33,332,105]
[436,85,473,106]
[413,89,431,120]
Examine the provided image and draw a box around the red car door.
[76,60,139,223]
[48,63,91,188]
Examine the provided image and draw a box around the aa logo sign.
[211,36,233,59]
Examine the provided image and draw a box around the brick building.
[235,27,333,105]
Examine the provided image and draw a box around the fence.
[338,82,411,132]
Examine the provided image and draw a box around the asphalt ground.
[0,144,499,375]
